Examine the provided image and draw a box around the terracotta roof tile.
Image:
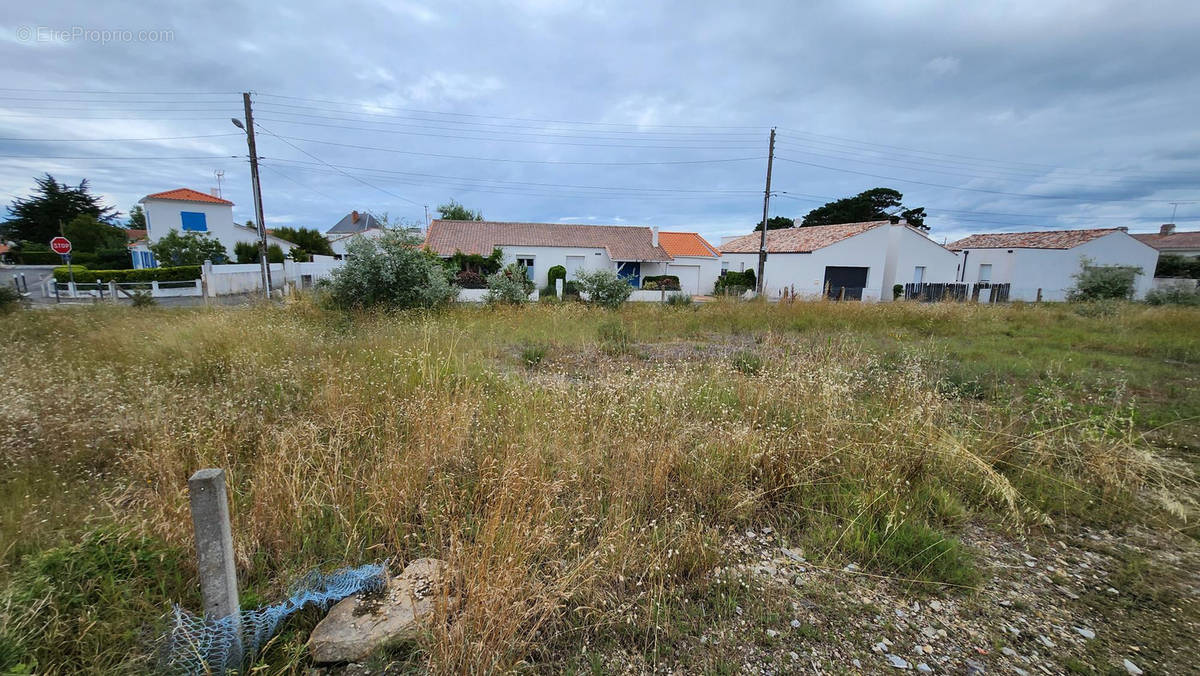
[948,228,1122,250]
[720,221,889,253]
[423,220,672,261]
[142,188,233,205]
[658,231,719,258]
[125,229,147,241]
[1132,231,1200,252]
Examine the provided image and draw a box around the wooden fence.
[904,282,1011,303]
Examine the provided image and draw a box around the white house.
[720,220,959,301]
[328,227,387,260]
[1132,224,1200,258]
[947,228,1160,301]
[131,188,296,268]
[655,231,722,295]
[423,220,678,289]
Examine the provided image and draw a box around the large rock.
[308,558,448,663]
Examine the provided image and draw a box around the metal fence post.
[188,469,241,626]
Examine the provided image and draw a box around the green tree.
[234,241,259,264]
[127,205,146,230]
[62,214,126,253]
[800,188,927,230]
[149,230,228,266]
[2,174,118,244]
[436,199,483,221]
[753,216,795,232]
[267,244,285,263]
[325,230,457,310]
[271,226,334,258]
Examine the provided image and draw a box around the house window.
[516,257,534,280]
[721,260,730,274]
[978,264,992,283]
[913,266,926,284]
[181,211,207,232]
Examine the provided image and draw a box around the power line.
[0,153,241,160]
[0,133,242,142]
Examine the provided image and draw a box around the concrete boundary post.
[188,468,241,626]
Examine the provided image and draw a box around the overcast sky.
[2,0,1198,244]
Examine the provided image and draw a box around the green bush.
[1145,285,1200,306]
[486,263,535,304]
[0,286,20,314]
[547,265,567,287]
[1068,261,1140,302]
[731,350,763,375]
[715,269,756,296]
[562,280,581,300]
[642,274,680,290]
[575,268,633,309]
[1154,254,1200,279]
[234,241,259,264]
[893,283,904,300]
[15,248,131,268]
[326,230,458,311]
[267,244,285,264]
[52,265,201,283]
[130,290,156,308]
[666,292,693,306]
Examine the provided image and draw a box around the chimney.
[1161,223,1176,235]
[651,226,659,248]
[352,210,359,224]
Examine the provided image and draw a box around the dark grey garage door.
[823,266,869,300]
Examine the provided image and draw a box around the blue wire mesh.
[161,562,388,674]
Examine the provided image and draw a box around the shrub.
[234,241,259,264]
[1154,254,1200,279]
[642,274,680,290]
[575,268,633,309]
[52,265,201,283]
[325,230,458,311]
[130,290,156,308]
[0,286,20,313]
[539,284,559,301]
[546,265,567,288]
[149,229,228,266]
[715,269,756,296]
[446,248,504,276]
[1145,286,1200,306]
[893,283,904,300]
[666,292,693,307]
[485,263,535,304]
[731,349,763,375]
[1068,260,1140,302]
[562,280,581,299]
[267,244,285,264]
[455,270,488,289]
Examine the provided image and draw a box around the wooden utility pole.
[241,92,272,299]
[756,128,776,296]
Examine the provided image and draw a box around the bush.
[130,290,156,308]
[893,283,904,300]
[562,280,581,300]
[715,269,756,296]
[575,268,633,309]
[325,230,458,311]
[15,247,131,268]
[52,265,201,283]
[1068,261,1140,301]
[150,229,228,266]
[486,263,535,304]
[0,286,20,314]
[546,265,567,288]
[234,241,259,264]
[455,270,488,289]
[1154,254,1200,279]
[666,292,693,306]
[642,274,680,290]
[1145,286,1200,306]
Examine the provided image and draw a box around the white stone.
[1122,658,1143,675]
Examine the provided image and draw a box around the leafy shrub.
[455,270,488,289]
[666,292,693,306]
[149,229,228,266]
[715,269,756,296]
[446,248,504,275]
[642,274,680,290]
[731,350,763,375]
[16,246,131,268]
[1145,285,1200,306]
[267,244,285,264]
[325,230,458,311]
[486,263,535,304]
[547,265,567,287]
[53,265,201,283]
[893,283,904,300]
[1068,261,1140,301]
[1154,254,1200,279]
[234,241,260,264]
[597,318,632,355]
[0,286,20,314]
[562,280,581,299]
[575,268,633,309]
[130,290,156,308]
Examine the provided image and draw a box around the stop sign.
[50,236,72,255]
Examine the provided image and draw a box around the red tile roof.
[142,188,233,205]
[658,231,719,258]
[720,221,889,253]
[423,220,672,261]
[1132,231,1200,252]
[125,229,147,241]
[948,228,1123,250]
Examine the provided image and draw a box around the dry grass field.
[1,299,1197,673]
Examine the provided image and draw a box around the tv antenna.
[214,170,225,198]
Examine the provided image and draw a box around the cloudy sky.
[2,0,1198,244]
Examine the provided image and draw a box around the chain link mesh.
[160,562,387,674]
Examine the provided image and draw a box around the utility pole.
[237,92,272,299]
[756,127,776,296]
[424,205,431,230]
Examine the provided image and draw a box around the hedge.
[18,249,133,268]
[642,275,680,290]
[715,269,756,295]
[53,265,202,283]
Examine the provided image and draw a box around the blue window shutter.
[180,211,208,231]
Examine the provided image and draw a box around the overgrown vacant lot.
[1,300,1197,673]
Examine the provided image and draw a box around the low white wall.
[1152,277,1198,291]
[456,288,539,303]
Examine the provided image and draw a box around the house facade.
[423,220,678,289]
[655,231,722,295]
[1132,224,1200,258]
[132,188,296,268]
[720,221,959,301]
[948,228,1159,301]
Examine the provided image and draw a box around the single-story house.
[131,188,297,268]
[656,231,722,294]
[328,227,387,260]
[1131,224,1200,258]
[720,220,959,301]
[326,210,383,236]
[423,219,676,289]
[947,227,1159,301]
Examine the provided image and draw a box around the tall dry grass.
[0,300,1195,671]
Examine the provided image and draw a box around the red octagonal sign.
[50,236,72,255]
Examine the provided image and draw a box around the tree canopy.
[753,216,795,232]
[2,174,119,244]
[437,199,483,221]
[62,215,127,253]
[272,226,334,260]
[149,230,228,266]
[800,188,927,230]
[127,205,146,230]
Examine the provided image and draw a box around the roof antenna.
[214,170,224,198]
